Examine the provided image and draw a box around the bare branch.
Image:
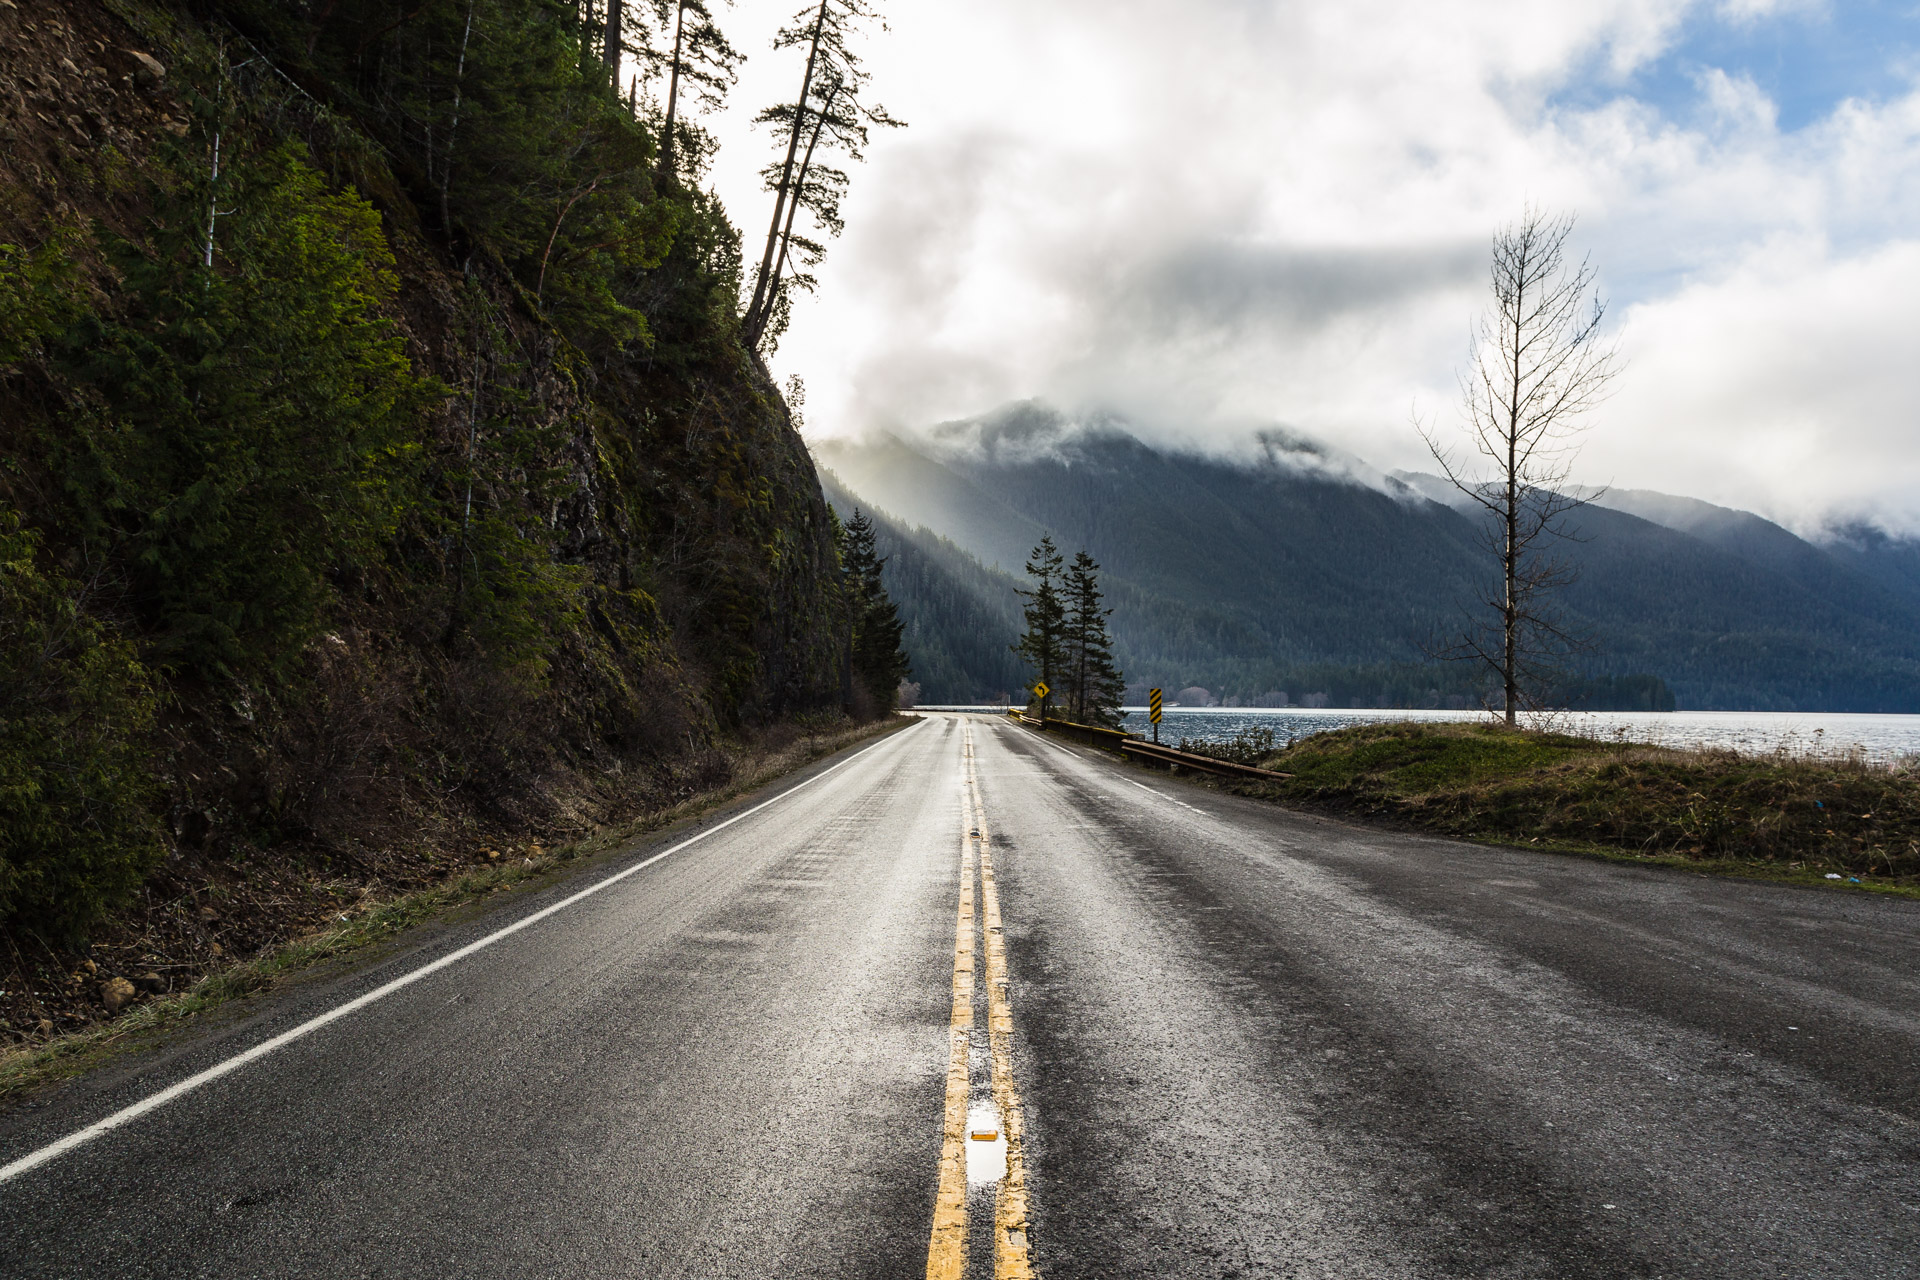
[1417,206,1623,723]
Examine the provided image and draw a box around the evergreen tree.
[742,0,902,351]
[841,510,909,716]
[641,0,745,184]
[1013,536,1066,719]
[1063,550,1125,727]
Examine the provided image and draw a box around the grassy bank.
[0,715,913,1101]
[1198,721,1920,893]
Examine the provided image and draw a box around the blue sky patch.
[1559,2,1920,133]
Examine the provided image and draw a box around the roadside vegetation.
[0,0,909,1061]
[0,713,911,1100]
[1189,721,1920,891]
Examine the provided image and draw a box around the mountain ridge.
[816,403,1920,711]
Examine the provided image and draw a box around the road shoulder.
[0,715,920,1111]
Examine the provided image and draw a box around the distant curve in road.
[3,713,1916,1278]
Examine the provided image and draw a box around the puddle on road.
[965,1098,1006,1184]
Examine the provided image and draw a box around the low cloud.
[1106,240,1484,341]
[701,0,1920,533]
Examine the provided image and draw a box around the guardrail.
[1118,738,1292,781]
[1007,710,1291,780]
[1010,713,1136,752]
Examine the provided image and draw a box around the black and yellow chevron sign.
[1148,688,1163,723]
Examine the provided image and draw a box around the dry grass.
[1211,720,1920,893]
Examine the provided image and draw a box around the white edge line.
[1024,729,1200,811]
[0,721,923,1185]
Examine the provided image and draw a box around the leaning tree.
[641,0,744,182]
[741,0,901,352]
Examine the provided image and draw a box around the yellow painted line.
[926,759,977,1280]
[927,721,1039,1278]
[967,727,1035,1279]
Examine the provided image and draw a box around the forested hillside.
[0,0,878,1007]
[820,471,1026,702]
[819,402,1920,712]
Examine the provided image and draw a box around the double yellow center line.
[927,723,1034,1280]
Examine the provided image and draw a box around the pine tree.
[1064,550,1125,727]
[742,0,902,351]
[642,0,744,184]
[1013,536,1066,720]
[841,509,909,716]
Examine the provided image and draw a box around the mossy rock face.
[0,0,860,959]
[1240,722,1920,886]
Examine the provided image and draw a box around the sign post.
[1032,681,1050,725]
[1148,688,1162,743]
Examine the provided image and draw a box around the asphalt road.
[3,713,1917,1278]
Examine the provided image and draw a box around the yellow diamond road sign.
[1032,681,1050,699]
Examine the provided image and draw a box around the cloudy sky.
[689,0,1920,534]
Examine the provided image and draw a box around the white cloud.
[694,0,1920,532]
[1598,236,1920,532]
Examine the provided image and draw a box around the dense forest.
[826,471,1681,712]
[0,0,899,985]
[820,472,1027,703]
[820,403,1920,712]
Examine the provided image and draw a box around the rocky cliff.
[0,0,853,1035]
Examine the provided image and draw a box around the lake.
[918,705,1920,765]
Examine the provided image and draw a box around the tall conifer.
[840,509,908,715]
[1013,536,1066,720]
[742,0,901,350]
[1064,550,1125,727]
[643,0,744,183]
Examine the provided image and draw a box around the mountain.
[1822,522,1920,602]
[815,402,1920,712]
[820,472,1028,703]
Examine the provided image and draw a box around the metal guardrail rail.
[1010,712,1135,751]
[1008,710,1291,780]
[1118,738,1293,780]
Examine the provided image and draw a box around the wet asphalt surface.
[3,713,1917,1277]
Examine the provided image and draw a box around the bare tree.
[1420,208,1621,725]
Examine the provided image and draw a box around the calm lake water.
[920,705,1920,764]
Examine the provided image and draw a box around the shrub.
[0,510,162,942]
[48,146,437,682]
[1181,724,1277,766]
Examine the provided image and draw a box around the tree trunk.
[745,0,829,346]
[603,0,623,76]
[1502,233,1526,726]
[657,1,687,180]
[764,80,839,316]
[1075,624,1087,722]
[439,1,475,234]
